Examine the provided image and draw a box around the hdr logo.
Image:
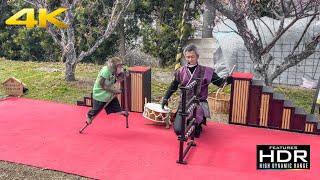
[257,145,310,170]
[5,8,68,29]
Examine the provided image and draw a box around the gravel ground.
[0,161,91,180]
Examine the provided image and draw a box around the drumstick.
[220,65,236,91]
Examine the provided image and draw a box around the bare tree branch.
[22,0,63,48]
[281,0,287,16]
[252,19,263,46]
[47,25,62,45]
[270,32,320,81]
[276,16,285,36]
[216,16,240,35]
[213,0,238,21]
[257,21,269,46]
[263,18,298,54]
[259,18,275,37]
[20,0,132,81]
[77,0,132,62]
[270,7,283,19]
[262,12,319,54]
[213,0,319,84]
[71,0,80,9]
[230,0,238,11]
[214,0,262,62]
[290,0,298,17]
[291,14,317,54]
[301,0,314,13]
[22,0,36,6]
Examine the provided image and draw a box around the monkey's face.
[115,63,123,75]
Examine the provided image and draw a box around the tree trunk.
[61,48,66,62]
[118,17,126,59]
[64,46,77,81]
[0,0,8,28]
[65,58,76,81]
[159,58,166,67]
[252,67,271,85]
[252,55,273,86]
[266,77,273,86]
[202,0,215,38]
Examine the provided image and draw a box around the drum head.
[145,103,170,113]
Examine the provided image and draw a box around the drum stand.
[176,78,200,164]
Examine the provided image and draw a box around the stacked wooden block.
[229,72,319,135]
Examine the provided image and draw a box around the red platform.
[0,98,319,179]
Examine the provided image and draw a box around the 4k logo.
[5,8,68,29]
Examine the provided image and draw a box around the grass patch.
[0,59,100,104]
[274,85,315,113]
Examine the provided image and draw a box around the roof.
[2,77,26,86]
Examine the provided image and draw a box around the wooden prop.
[129,66,151,112]
[176,78,201,164]
[229,72,320,134]
[123,68,129,128]
[79,95,117,134]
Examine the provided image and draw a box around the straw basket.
[208,89,230,114]
[207,64,235,114]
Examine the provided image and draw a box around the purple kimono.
[175,65,214,124]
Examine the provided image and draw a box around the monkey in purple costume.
[161,44,232,138]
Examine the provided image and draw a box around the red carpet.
[0,98,319,179]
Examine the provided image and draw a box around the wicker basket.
[208,90,230,114]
